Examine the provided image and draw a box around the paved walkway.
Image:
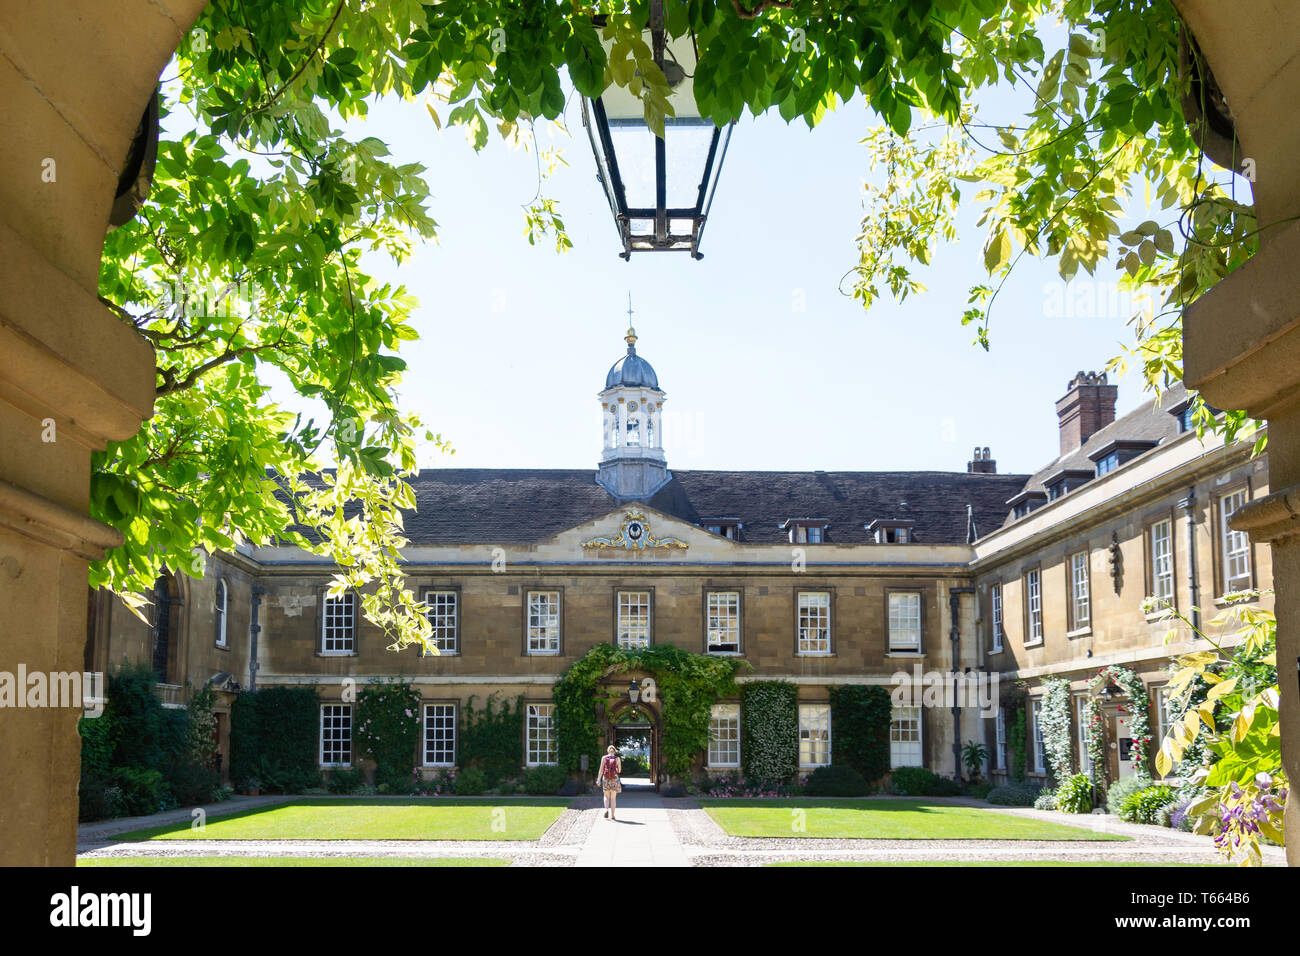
[575,790,689,867]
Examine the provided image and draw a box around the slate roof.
[402,467,1030,546]
[999,381,1190,527]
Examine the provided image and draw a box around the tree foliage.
[96,0,1260,646]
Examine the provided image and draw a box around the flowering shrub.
[697,774,799,798]
[1040,678,1073,785]
[355,679,423,787]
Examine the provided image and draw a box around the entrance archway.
[610,707,656,790]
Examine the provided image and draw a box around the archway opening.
[604,699,660,791]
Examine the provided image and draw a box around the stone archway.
[0,0,211,866]
[597,674,663,791]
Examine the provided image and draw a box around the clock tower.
[596,325,670,499]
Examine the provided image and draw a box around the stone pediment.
[538,505,714,556]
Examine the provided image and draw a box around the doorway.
[605,703,659,790]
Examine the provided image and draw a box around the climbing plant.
[1086,664,1152,779]
[1040,678,1074,785]
[552,643,747,776]
[459,694,524,786]
[1005,688,1028,782]
[828,684,893,783]
[740,681,800,784]
[355,678,423,787]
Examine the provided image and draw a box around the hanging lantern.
[581,2,733,259]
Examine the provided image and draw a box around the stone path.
[574,790,689,867]
[77,793,1282,867]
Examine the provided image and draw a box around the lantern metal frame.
[581,6,733,260]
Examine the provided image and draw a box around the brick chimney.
[1055,371,1118,455]
[967,446,997,474]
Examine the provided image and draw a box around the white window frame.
[1070,550,1091,629]
[422,703,456,767]
[526,590,561,655]
[1219,489,1252,593]
[617,590,651,649]
[994,707,1006,771]
[990,583,1003,652]
[798,704,831,768]
[214,579,228,648]
[1151,518,1174,605]
[706,591,741,653]
[422,589,458,655]
[320,704,352,767]
[797,591,831,655]
[708,703,741,768]
[887,591,922,652]
[891,705,923,768]
[321,592,356,655]
[1025,569,1043,644]
[1031,698,1046,774]
[526,703,558,766]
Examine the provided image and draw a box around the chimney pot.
[967,447,997,474]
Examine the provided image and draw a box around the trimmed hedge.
[804,764,871,796]
[828,685,892,783]
[740,681,799,784]
[230,686,320,792]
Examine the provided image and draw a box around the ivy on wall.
[1040,677,1074,786]
[828,684,893,783]
[459,694,523,786]
[553,643,747,777]
[1005,687,1028,782]
[230,686,320,792]
[355,678,423,787]
[740,681,799,784]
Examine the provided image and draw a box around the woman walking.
[597,745,622,820]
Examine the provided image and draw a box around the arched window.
[214,579,228,648]
[151,574,173,683]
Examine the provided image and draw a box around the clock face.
[627,521,644,541]
[628,401,639,412]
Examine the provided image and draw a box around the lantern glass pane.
[665,120,714,210]
[608,123,657,210]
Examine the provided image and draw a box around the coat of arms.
[582,510,688,551]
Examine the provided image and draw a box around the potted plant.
[962,741,989,784]
[240,776,261,797]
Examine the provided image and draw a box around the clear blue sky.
[280,77,1167,480]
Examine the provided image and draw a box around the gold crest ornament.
[582,510,688,551]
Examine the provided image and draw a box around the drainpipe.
[1178,489,1201,633]
[249,587,264,691]
[949,587,975,780]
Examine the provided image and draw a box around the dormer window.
[782,519,828,544]
[702,519,742,541]
[1047,481,1065,501]
[1088,439,1157,477]
[865,519,915,544]
[1007,490,1048,521]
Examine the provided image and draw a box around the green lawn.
[700,799,1130,841]
[767,860,1211,867]
[115,799,569,842]
[80,856,508,867]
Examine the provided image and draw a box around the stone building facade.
[86,337,1271,789]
